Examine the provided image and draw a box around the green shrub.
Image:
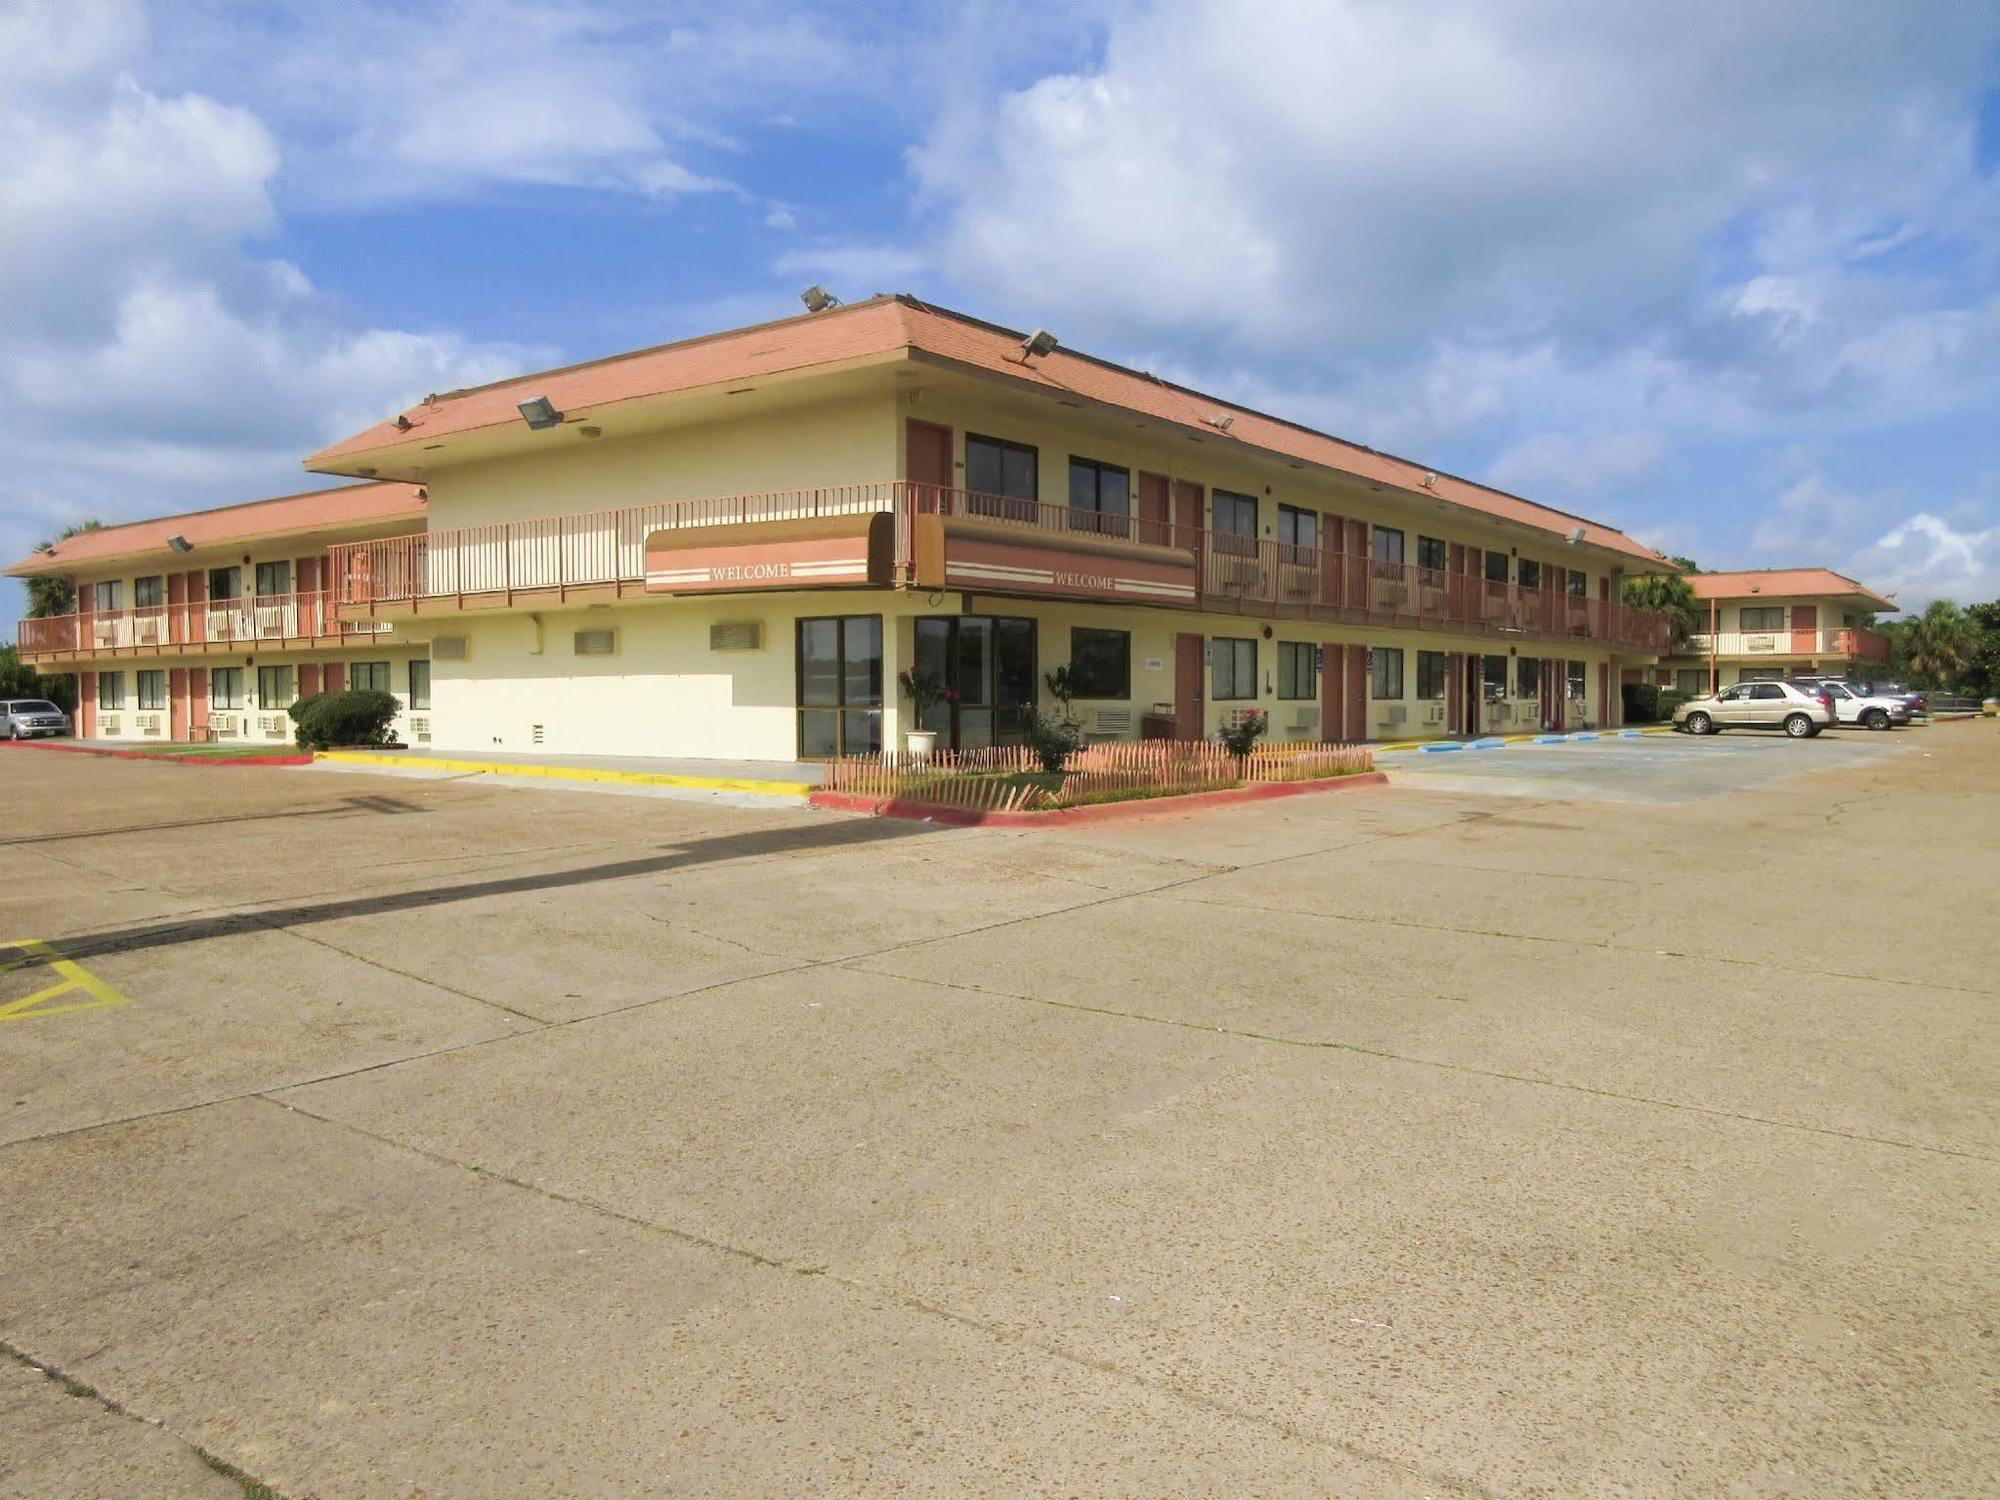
[1023,709,1085,774]
[1218,708,1270,759]
[1620,682,1662,723]
[289,689,399,750]
[1656,689,1691,719]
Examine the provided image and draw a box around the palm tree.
[1897,599,1975,689]
[24,520,102,617]
[1620,570,1701,648]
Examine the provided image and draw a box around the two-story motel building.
[12,295,1690,759]
[1659,569,1897,696]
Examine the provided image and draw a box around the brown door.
[1446,651,1465,734]
[1599,662,1611,727]
[299,664,321,699]
[188,669,209,735]
[296,555,320,636]
[324,662,347,694]
[1344,520,1368,614]
[1136,471,1170,546]
[1174,633,1205,739]
[186,569,208,644]
[1321,642,1344,741]
[169,668,189,740]
[167,571,187,647]
[78,672,96,738]
[1464,655,1483,737]
[905,419,953,503]
[1345,643,1368,741]
[1790,604,1816,656]
[1321,512,1343,607]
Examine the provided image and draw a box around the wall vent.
[709,620,764,652]
[531,723,545,746]
[1423,704,1446,725]
[573,628,617,657]
[431,635,469,662]
[1092,706,1133,735]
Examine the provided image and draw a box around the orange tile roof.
[1686,569,1896,611]
[3,481,425,577]
[309,296,1669,563]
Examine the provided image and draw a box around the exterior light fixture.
[1203,412,1235,431]
[800,285,840,313]
[395,414,414,431]
[167,535,193,554]
[1566,526,1586,545]
[517,395,563,429]
[1020,328,1059,359]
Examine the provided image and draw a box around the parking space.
[1,727,1995,1498]
[1386,725,1919,801]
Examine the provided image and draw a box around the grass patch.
[196,1448,287,1500]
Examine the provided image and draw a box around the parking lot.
[3,725,1996,1498]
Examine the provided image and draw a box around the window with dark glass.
[1371,527,1405,564]
[1566,660,1587,699]
[257,665,295,707]
[1277,641,1316,699]
[208,567,241,600]
[1518,559,1543,590]
[1567,569,1587,597]
[1370,646,1404,700]
[211,667,244,709]
[965,434,1037,517]
[1516,656,1541,696]
[255,561,291,598]
[1676,669,1706,696]
[93,580,123,612]
[350,661,391,693]
[1484,551,1511,584]
[409,660,431,710]
[138,671,165,710]
[1067,458,1130,535]
[98,672,125,709]
[1740,606,1783,630]
[1417,650,1449,700]
[1069,628,1130,699]
[1277,505,1318,551]
[797,615,883,758]
[134,575,163,609]
[1212,637,1256,700]
[1417,535,1447,572]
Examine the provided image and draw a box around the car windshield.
[9,701,60,715]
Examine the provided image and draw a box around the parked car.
[1673,681,1832,738]
[1796,679,1911,731]
[1852,680,1927,716]
[2,699,73,740]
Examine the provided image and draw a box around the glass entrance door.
[914,616,1036,749]
[797,615,883,757]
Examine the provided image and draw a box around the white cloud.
[1849,512,2000,610]
[1749,474,1876,558]
[1488,430,1665,499]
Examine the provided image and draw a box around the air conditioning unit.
[100,714,121,736]
[410,715,432,745]
[1423,703,1446,726]
[138,714,162,737]
[1384,705,1408,726]
[709,620,763,652]
[133,617,161,645]
[431,636,469,662]
[214,716,240,740]
[1092,706,1133,736]
[573,628,616,657]
[1288,705,1321,735]
[258,715,287,739]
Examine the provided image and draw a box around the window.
[257,665,296,708]
[1417,650,1449,700]
[1484,551,1511,584]
[1212,489,1257,537]
[1212,637,1256,700]
[137,670,165,711]
[1069,628,1130,699]
[1277,505,1318,552]
[1371,527,1406,564]
[350,661,391,693]
[408,660,431,711]
[965,434,1038,517]
[1567,569,1588,597]
[1566,660,1587,700]
[798,615,884,757]
[98,672,125,710]
[1675,669,1706,696]
[94,580,123,612]
[211,667,244,709]
[208,566,242,600]
[134,575,163,609]
[1067,458,1131,535]
[1517,656,1541,697]
[1482,655,1508,700]
[1277,641,1316,699]
[255,561,291,598]
[1749,683,1786,700]
[1740,606,1783,630]
[1518,558,1543,590]
[1416,535,1447,573]
[1370,647,1405,700]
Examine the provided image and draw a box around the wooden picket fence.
[819,738,1374,812]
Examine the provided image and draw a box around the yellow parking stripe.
[0,938,135,1023]
[313,750,811,798]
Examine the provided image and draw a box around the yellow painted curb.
[314,750,811,798]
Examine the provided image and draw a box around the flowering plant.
[897,667,953,720]
[1218,707,1269,760]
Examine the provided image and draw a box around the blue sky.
[4,0,1998,638]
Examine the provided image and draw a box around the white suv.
[1800,679,1911,731]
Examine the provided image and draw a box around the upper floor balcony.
[16,590,391,665]
[325,479,1674,655]
[1681,627,1891,663]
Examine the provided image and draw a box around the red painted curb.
[5,741,312,768]
[809,770,1387,828]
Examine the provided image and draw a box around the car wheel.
[1784,713,1814,738]
[1685,711,1712,736]
[1863,708,1889,730]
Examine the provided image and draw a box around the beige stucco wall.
[83,645,431,746]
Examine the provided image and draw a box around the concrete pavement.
[1,726,1995,1497]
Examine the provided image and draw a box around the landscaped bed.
[812,740,1381,825]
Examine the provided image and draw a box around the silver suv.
[1673,680,1832,738]
[3,699,73,740]
[1792,678,1910,731]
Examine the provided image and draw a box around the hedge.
[288,689,399,749]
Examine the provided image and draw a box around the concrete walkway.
[307,746,823,804]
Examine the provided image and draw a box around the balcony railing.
[326,479,1673,653]
[16,591,391,659]
[1683,627,1891,661]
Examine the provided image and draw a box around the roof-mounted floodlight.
[1566,526,1587,545]
[517,395,563,430]
[1203,412,1235,431]
[800,284,840,313]
[1020,328,1059,360]
[167,535,193,554]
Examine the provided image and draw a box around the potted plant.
[896,667,952,758]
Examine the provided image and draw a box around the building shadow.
[0,794,431,849]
